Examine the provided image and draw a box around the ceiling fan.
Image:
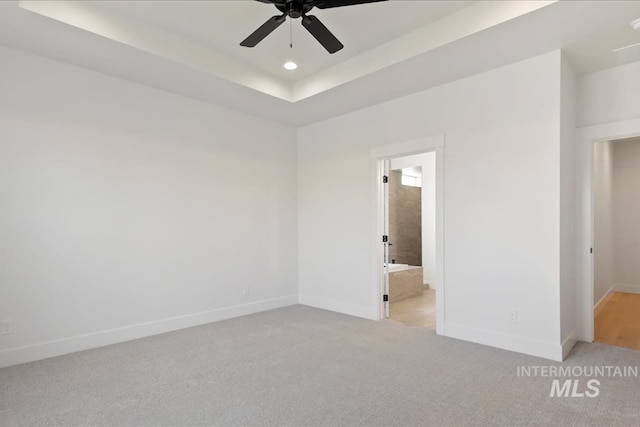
[240,0,388,54]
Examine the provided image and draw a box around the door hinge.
[383,294,389,302]
[382,235,388,243]
[382,175,388,183]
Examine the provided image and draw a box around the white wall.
[559,54,576,356]
[422,153,436,285]
[389,153,436,284]
[593,141,615,305]
[298,51,566,360]
[612,138,640,291]
[0,46,298,367]
[578,60,640,127]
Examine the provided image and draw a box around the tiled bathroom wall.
[388,170,422,266]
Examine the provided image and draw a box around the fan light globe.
[284,61,298,70]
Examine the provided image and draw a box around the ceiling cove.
[18,0,555,102]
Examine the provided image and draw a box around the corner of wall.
[561,330,578,360]
[559,51,578,345]
[298,294,378,320]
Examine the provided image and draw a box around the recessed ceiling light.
[284,61,298,70]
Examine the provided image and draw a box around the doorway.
[384,154,436,330]
[592,137,640,350]
[576,117,640,345]
[371,135,445,335]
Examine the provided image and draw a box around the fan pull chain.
[290,18,293,48]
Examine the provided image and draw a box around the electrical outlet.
[508,310,518,324]
[1,319,13,335]
[242,285,249,296]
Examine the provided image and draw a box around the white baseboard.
[298,294,378,320]
[561,330,578,360]
[613,284,640,294]
[0,295,297,369]
[594,284,617,308]
[445,323,564,361]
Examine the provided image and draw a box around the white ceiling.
[95,0,476,81]
[1,0,640,126]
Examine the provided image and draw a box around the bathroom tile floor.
[389,288,436,330]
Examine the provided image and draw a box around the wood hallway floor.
[389,288,436,330]
[594,292,640,350]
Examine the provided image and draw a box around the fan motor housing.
[241,0,388,54]
[276,0,314,19]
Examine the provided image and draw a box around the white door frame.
[382,159,391,319]
[371,134,445,335]
[576,118,640,342]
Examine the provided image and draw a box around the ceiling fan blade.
[255,0,287,4]
[314,0,388,9]
[302,15,343,54]
[240,14,286,48]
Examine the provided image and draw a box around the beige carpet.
[1,305,639,426]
